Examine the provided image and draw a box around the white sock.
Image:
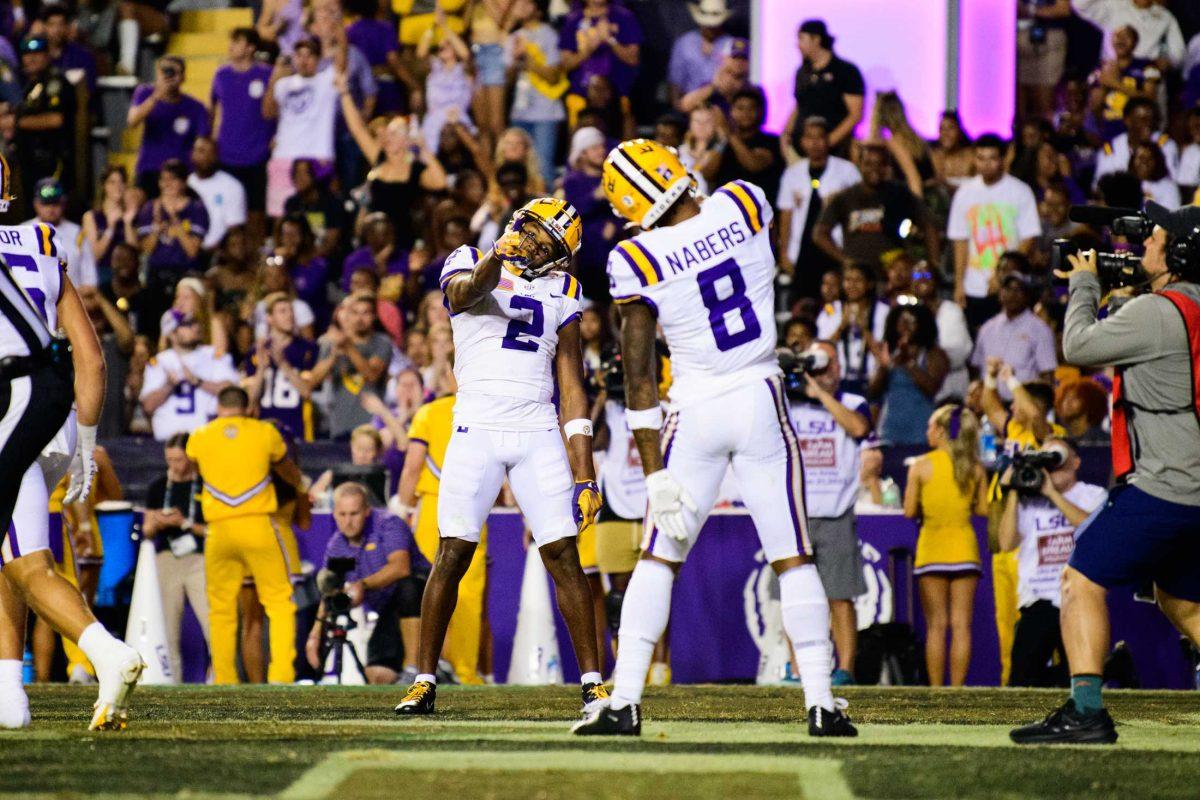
[0,659,29,729]
[580,671,602,686]
[77,622,126,669]
[117,19,139,74]
[415,673,436,685]
[0,659,20,684]
[779,564,834,712]
[610,560,673,709]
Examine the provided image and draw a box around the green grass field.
[6,684,1200,799]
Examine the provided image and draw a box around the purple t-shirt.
[289,257,329,320]
[322,511,431,612]
[557,3,643,97]
[135,198,210,274]
[347,18,405,114]
[211,62,276,168]
[244,337,320,441]
[340,245,408,291]
[562,168,620,275]
[347,18,399,67]
[131,85,211,176]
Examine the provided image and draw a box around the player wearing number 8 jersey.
[394,198,607,719]
[573,139,854,737]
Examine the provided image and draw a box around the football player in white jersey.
[394,198,607,717]
[0,211,144,731]
[573,139,854,737]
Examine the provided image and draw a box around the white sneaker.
[89,647,145,731]
[68,665,97,685]
[0,688,30,729]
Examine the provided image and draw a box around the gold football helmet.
[506,197,582,278]
[602,139,691,229]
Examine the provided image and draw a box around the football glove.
[572,479,602,531]
[494,230,527,270]
[644,469,695,544]
[64,424,98,504]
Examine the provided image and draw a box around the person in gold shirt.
[185,386,305,684]
[981,358,1066,685]
[392,375,489,684]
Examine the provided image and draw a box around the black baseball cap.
[34,178,64,203]
[798,20,833,47]
[1001,271,1037,292]
[1144,201,1200,240]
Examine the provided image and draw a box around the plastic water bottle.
[880,478,901,509]
[979,417,998,467]
[22,647,33,684]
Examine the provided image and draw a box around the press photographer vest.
[1112,290,1200,480]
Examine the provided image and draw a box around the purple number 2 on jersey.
[697,258,761,351]
[501,295,544,352]
[3,252,47,321]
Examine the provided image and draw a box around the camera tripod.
[320,607,368,685]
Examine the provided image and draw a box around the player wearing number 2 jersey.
[394,198,607,719]
[574,139,854,738]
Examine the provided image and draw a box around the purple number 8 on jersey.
[697,258,761,351]
[501,295,544,352]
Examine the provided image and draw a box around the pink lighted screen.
[755,0,1016,140]
[958,0,1018,137]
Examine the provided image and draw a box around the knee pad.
[604,589,624,637]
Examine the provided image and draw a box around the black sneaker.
[808,700,858,737]
[394,681,436,716]
[1010,699,1118,744]
[581,682,610,717]
[571,701,641,736]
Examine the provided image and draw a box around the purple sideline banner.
[286,509,1191,689]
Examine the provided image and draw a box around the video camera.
[999,447,1066,496]
[778,346,830,400]
[316,556,357,616]
[595,349,625,397]
[1053,206,1149,291]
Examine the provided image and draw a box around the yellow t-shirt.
[407,395,456,498]
[1004,417,1067,451]
[186,416,286,522]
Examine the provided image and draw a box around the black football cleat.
[581,682,610,717]
[571,701,641,736]
[1010,699,1118,744]
[808,701,858,737]
[394,681,436,716]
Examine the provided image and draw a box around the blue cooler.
[94,501,138,608]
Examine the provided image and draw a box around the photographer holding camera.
[997,439,1107,688]
[306,483,431,685]
[1013,202,1200,744]
[784,341,871,684]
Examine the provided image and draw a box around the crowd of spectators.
[12,0,1200,684]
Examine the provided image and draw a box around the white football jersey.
[0,224,80,469]
[440,245,582,431]
[607,180,779,407]
[140,346,241,441]
[0,224,61,359]
[598,399,646,519]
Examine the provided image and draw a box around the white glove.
[64,424,98,504]
[644,469,695,544]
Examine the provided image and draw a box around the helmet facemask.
[509,210,570,278]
